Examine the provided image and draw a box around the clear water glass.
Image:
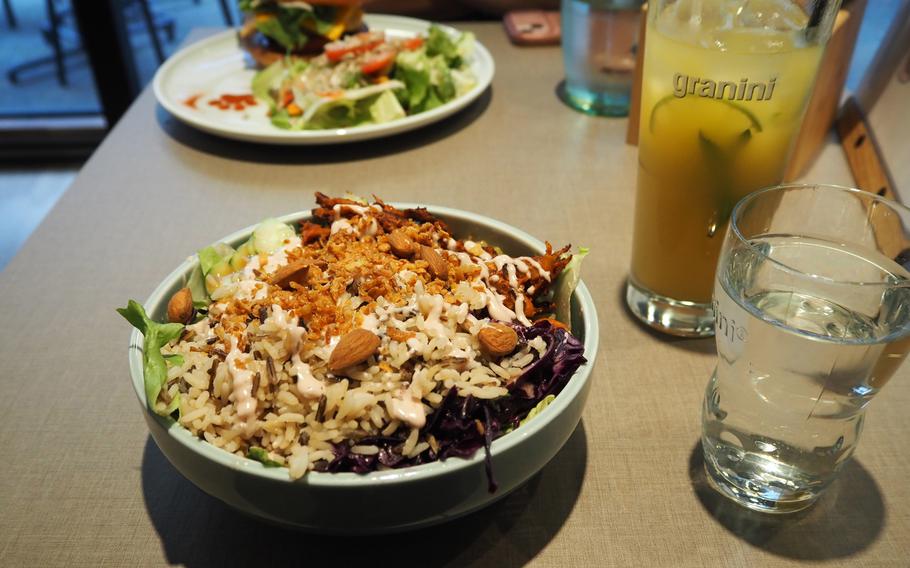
[560,0,642,117]
[703,184,910,513]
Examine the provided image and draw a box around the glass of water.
[560,0,643,117]
[703,183,910,513]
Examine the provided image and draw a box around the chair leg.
[6,49,83,84]
[138,0,166,63]
[46,0,67,86]
[218,0,234,27]
[3,0,17,29]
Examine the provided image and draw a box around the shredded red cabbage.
[322,320,586,492]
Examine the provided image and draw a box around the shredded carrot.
[535,317,569,331]
[287,103,302,116]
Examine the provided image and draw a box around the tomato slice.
[401,37,424,51]
[324,33,385,62]
[360,51,396,75]
[280,90,293,108]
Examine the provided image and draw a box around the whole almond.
[328,329,381,373]
[418,245,449,280]
[387,230,415,258]
[270,260,310,290]
[478,323,518,358]
[167,287,195,324]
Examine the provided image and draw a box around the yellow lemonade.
[631,0,825,304]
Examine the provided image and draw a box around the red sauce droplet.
[183,93,202,109]
[207,93,258,112]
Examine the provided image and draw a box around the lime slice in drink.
[649,95,763,143]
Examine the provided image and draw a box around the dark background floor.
[0,0,234,117]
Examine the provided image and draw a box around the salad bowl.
[128,204,598,533]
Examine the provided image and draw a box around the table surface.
[1,24,908,568]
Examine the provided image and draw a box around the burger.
[238,0,366,67]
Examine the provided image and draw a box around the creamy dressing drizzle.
[453,251,489,279]
[463,240,492,261]
[267,304,306,354]
[291,354,324,399]
[330,218,355,235]
[332,203,378,217]
[231,236,303,302]
[364,217,379,237]
[482,284,517,322]
[418,293,447,337]
[521,257,550,281]
[225,336,257,427]
[514,294,531,325]
[387,391,426,428]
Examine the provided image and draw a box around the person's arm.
[365,0,474,19]
[457,0,558,16]
[365,0,559,19]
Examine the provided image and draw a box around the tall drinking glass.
[626,0,842,336]
[703,184,910,513]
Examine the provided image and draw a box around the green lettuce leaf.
[117,300,185,417]
[198,246,223,276]
[425,25,459,66]
[455,31,475,64]
[307,7,336,35]
[554,247,589,331]
[186,264,208,304]
[305,97,374,130]
[413,86,444,114]
[429,55,456,102]
[251,60,286,109]
[368,90,406,124]
[519,395,557,427]
[248,447,284,467]
[393,49,430,110]
[270,109,293,130]
[255,10,309,52]
[198,243,234,276]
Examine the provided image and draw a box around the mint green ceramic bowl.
[128,205,599,533]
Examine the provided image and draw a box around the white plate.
[153,15,494,145]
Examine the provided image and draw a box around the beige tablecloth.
[0,24,907,567]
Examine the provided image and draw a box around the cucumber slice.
[212,242,235,260]
[205,273,220,295]
[253,218,295,254]
[198,243,236,276]
[230,240,255,271]
[230,254,248,272]
[209,260,233,278]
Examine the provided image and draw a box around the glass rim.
[729,183,910,288]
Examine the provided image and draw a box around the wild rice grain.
[315,395,326,422]
[266,356,277,384]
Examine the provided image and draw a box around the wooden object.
[836,97,897,201]
[783,0,867,180]
[625,2,648,145]
[835,96,906,259]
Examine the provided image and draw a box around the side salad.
[252,25,477,130]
